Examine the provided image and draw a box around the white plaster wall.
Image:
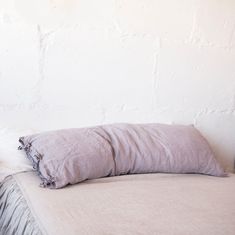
[0,0,235,171]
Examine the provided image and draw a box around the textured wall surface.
[0,0,235,171]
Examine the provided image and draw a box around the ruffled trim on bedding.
[18,138,55,188]
[18,138,40,171]
[0,176,44,235]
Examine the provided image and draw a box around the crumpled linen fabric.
[19,123,225,188]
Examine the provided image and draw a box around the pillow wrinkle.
[92,127,117,175]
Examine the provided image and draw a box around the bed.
[1,123,234,234]
[1,171,235,235]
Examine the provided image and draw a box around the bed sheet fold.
[0,175,45,235]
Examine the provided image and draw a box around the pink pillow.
[19,123,226,188]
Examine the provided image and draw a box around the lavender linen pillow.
[19,123,225,188]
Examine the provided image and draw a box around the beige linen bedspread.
[1,171,235,235]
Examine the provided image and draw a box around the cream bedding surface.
[1,171,235,235]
